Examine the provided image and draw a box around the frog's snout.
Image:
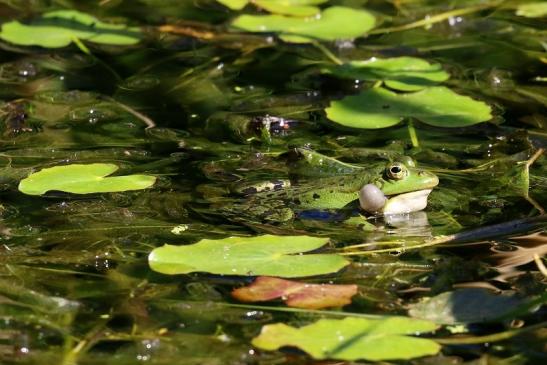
[418,170,439,188]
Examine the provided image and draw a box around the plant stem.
[435,321,547,345]
[369,3,497,35]
[311,41,343,65]
[408,119,420,147]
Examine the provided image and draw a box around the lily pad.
[408,288,524,324]
[0,10,142,48]
[231,6,375,43]
[254,0,327,16]
[232,276,358,309]
[148,235,349,277]
[322,57,450,91]
[18,163,156,195]
[516,2,547,18]
[217,0,248,10]
[326,86,492,129]
[252,317,441,361]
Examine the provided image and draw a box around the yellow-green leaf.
[18,163,156,195]
[252,317,441,361]
[149,235,349,277]
[0,10,142,48]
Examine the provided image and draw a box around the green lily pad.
[408,289,524,324]
[516,2,547,18]
[148,235,349,277]
[219,0,328,16]
[252,317,441,361]
[254,0,327,16]
[0,10,142,48]
[231,6,375,43]
[217,0,248,10]
[322,57,450,91]
[326,86,492,129]
[18,163,156,195]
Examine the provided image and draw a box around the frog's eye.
[386,163,407,180]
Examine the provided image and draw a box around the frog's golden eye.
[386,163,407,180]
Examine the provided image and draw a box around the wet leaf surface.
[149,235,349,277]
[408,288,525,324]
[232,6,375,42]
[326,87,492,129]
[252,317,441,361]
[322,57,450,91]
[0,10,142,48]
[231,276,358,308]
[18,163,156,195]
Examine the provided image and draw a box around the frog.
[204,149,439,225]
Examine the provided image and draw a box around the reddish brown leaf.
[232,276,358,309]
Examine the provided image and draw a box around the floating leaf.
[326,86,492,129]
[322,57,450,91]
[217,0,248,10]
[516,2,547,18]
[18,163,156,195]
[232,276,358,309]
[149,235,349,277]
[252,317,441,361]
[0,10,142,48]
[254,0,327,16]
[231,6,375,43]
[408,289,524,324]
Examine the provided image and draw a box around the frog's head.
[360,160,439,215]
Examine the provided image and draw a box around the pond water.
[0,1,545,364]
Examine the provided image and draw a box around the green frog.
[206,149,439,225]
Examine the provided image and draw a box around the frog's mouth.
[359,185,434,215]
[382,189,433,215]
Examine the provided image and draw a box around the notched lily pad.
[322,57,450,91]
[231,6,375,43]
[252,317,441,361]
[232,276,358,309]
[326,86,492,129]
[408,288,525,324]
[148,235,349,277]
[18,163,156,195]
[0,10,142,48]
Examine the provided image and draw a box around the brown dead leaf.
[232,276,358,309]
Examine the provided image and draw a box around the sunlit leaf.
[516,2,547,17]
[231,6,375,43]
[408,289,524,324]
[254,0,327,16]
[217,0,248,10]
[18,163,156,195]
[326,86,492,129]
[322,57,450,91]
[252,317,441,361]
[0,10,142,48]
[232,276,358,308]
[148,235,349,277]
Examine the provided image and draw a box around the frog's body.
[214,158,439,224]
